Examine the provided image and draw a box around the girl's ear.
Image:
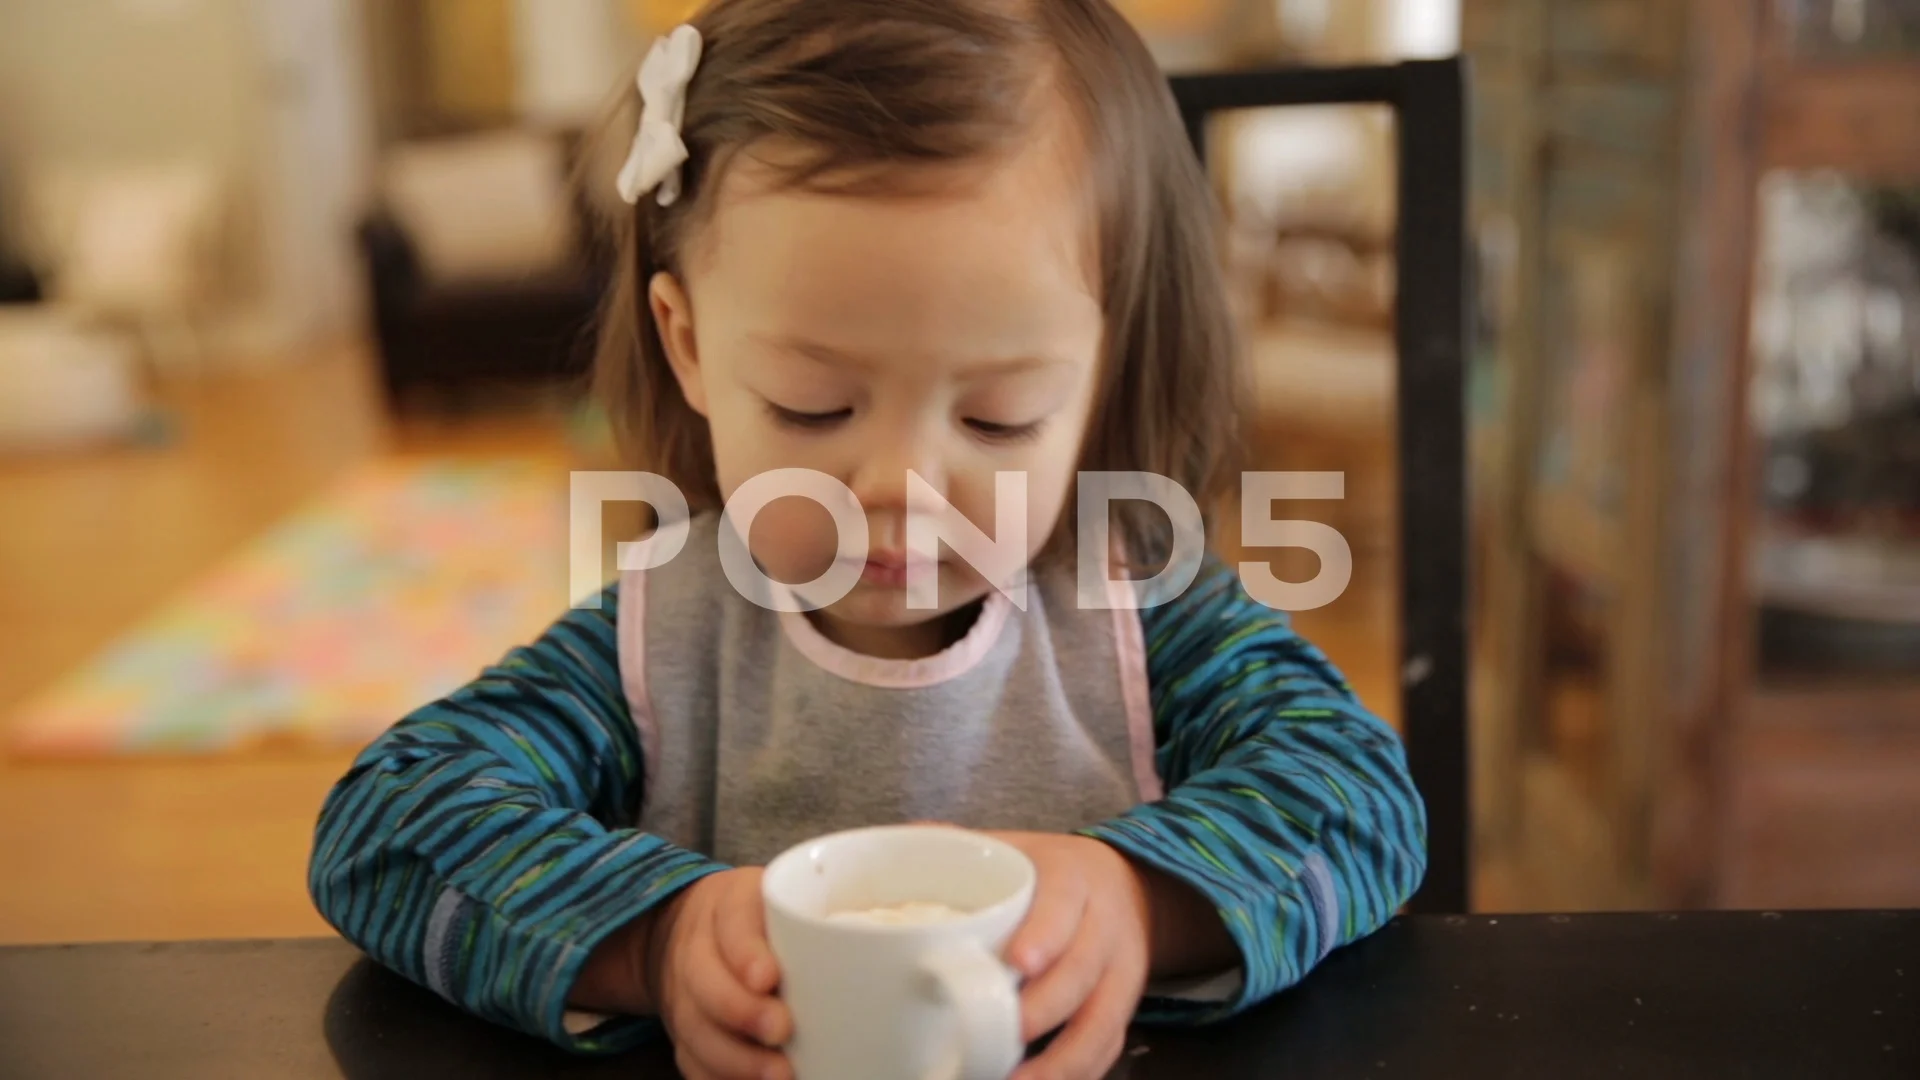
[649,270,708,416]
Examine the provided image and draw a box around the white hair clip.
[617,24,704,207]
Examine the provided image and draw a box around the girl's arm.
[1081,556,1428,1022]
[307,584,725,1053]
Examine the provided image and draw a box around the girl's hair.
[590,0,1244,565]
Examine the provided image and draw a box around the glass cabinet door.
[1776,0,1920,57]
[1718,0,1920,908]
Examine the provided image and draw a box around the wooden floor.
[0,344,1404,945]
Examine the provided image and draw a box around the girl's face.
[651,132,1104,656]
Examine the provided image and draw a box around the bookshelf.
[1469,0,1920,910]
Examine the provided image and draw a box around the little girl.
[310,1,1426,1078]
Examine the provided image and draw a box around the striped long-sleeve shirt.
[308,556,1425,1053]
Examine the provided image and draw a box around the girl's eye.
[767,403,852,430]
[965,418,1046,444]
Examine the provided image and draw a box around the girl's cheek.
[745,496,841,583]
[1024,449,1081,535]
[1028,496,1073,560]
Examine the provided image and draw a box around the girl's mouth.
[855,551,939,588]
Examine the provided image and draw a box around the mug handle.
[919,941,1024,1080]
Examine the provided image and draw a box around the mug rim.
[761,824,1036,933]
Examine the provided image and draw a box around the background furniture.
[1170,59,1471,914]
[0,259,39,305]
[360,129,608,409]
[5,914,1913,1078]
[1467,0,1920,912]
[0,308,146,453]
[16,160,224,374]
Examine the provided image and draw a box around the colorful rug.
[6,457,586,757]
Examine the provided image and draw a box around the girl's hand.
[986,832,1153,1080]
[655,869,793,1080]
[572,868,792,1080]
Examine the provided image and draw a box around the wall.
[420,0,518,127]
[0,0,268,293]
[514,0,631,129]
[361,0,643,139]
[1277,0,1461,60]
[0,0,376,353]
[249,0,377,348]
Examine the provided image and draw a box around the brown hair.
[590,0,1243,565]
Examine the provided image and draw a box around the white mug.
[762,825,1035,1080]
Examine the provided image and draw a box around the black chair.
[357,130,610,412]
[1167,59,1471,914]
[0,256,40,305]
[358,209,606,411]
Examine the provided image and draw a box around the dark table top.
[1,912,1915,1079]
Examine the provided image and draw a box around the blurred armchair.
[0,256,40,305]
[20,159,225,374]
[360,129,609,410]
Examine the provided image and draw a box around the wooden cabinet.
[1469,0,1920,910]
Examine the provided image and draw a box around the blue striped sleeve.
[1080,556,1428,1023]
[307,584,726,1053]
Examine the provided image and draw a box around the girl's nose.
[849,437,946,518]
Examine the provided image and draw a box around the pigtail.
[582,68,719,510]
[1048,0,1246,575]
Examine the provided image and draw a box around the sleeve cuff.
[1078,813,1303,1025]
[441,833,729,1054]
[543,855,729,1052]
